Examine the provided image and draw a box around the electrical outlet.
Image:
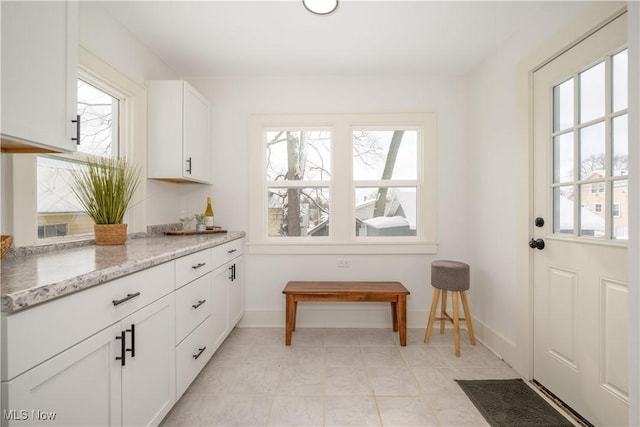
[337,259,350,268]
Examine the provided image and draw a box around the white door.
[532,12,629,426]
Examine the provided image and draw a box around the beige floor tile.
[368,366,421,396]
[376,396,439,426]
[159,327,552,427]
[267,395,324,427]
[325,366,373,395]
[325,396,381,426]
[325,346,365,367]
[362,346,405,367]
[209,395,273,427]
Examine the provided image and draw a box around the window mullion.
[332,120,351,241]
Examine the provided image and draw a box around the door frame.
[513,0,638,421]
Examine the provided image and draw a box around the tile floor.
[160,327,577,427]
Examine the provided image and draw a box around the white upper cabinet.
[1,1,79,153]
[147,80,211,183]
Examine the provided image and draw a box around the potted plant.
[70,156,142,245]
[194,213,206,232]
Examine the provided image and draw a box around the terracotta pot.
[94,224,128,245]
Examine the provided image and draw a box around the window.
[551,48,628,240]
[249,113,437,254]
[12,46,146,247]
[36,78,121,241]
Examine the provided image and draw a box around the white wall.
[190,74,469,327]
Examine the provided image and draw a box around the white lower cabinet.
[210,264,230,349]
[176,317,213,398]
[121,294,175,427]
[2,294,175,427]
[228,256,244,328]
[2,323,122,426]
[1,238,244,427]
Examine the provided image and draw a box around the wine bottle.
[204,197,214,230]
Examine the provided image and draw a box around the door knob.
[535,217,545,227]
[529,238,545,250]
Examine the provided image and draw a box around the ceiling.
[98,1,591,78]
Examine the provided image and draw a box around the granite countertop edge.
[1,231,246,315]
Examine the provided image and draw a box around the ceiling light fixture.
[303,0,339,15]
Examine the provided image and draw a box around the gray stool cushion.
[431,260,470,291]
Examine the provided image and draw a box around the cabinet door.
[2,324,121,427]
[121,294,175,427]
[211,265,230,349]
[183,82,210,183]
[0,1,78,152]
[228,256,244,328]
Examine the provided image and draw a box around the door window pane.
[554,186,574,235]
[613,114,628,176]
[612,180,628,240]
[266,130,331,182]
[579,62,605,123]
[612,49,628,112]
[355,187,416,237]
[353,130,417,180]
[268,187,329,237]
[553,79,574,132]
[579,183,605,238]
[554,132,574,183]
[580,122,605,180]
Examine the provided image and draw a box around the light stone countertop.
[0,231,245,314]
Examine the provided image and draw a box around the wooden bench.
[282,281,411,346]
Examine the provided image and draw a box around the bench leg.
[398,295,407,346]
[292,301,298,332]
[285,295,296,345]
[390,301,398,332]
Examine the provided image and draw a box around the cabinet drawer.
[175,273,211,344]
[211,238,244,268]
[2,261,174,382]
[175,249,212,289]
[176,316,213,399]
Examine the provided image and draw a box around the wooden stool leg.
[424,288,440,343]
[440,290,448,334]
[461,291,476,345]
[452,291,460,357]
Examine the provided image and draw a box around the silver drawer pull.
[191,262,206,269]
[192,299,206,309]
[112,292,141,306]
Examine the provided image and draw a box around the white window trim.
[248,112,438,255]
[12,46,147,247]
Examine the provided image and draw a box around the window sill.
[247,241,438,255]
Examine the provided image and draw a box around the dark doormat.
[456,379,575,427]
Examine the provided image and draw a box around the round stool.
[424,260,476,356]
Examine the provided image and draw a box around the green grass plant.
[70,156,142,225]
